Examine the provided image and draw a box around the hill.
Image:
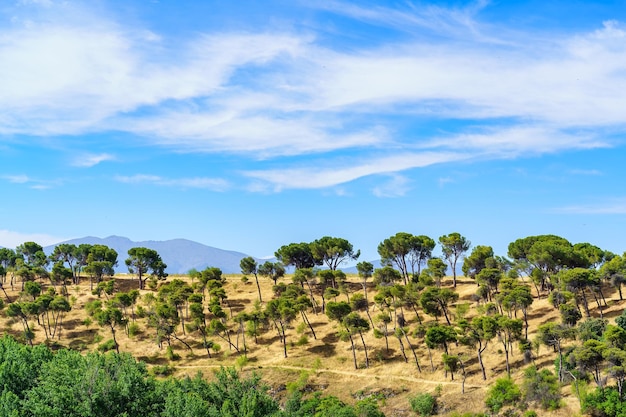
[44,235,264,274]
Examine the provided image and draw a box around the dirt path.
[174,363,486,389]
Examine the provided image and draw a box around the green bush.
[522,366,561,410]
[582,387,626,417]
[410,393,436,417]
[296,335,309,346]
[165,346,180,361]
[485,378,521,413]
[128,322,141,337]
[150,364,175,376]
[97,339,117,352]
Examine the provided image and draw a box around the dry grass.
[1,273,622,416]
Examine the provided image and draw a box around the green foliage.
[582,387,626,417]
[296,335,309,346]
[616,309,626,331]
[166,345,180,361]
[97,338,118,352]
[150,364,176,376]
[578,318,608,341]
[485,378,521,413]
[128,322,141,337]
[235,354,249,369]
[410,393,436,416]
[284,390,384,417]
[522,366,561,410]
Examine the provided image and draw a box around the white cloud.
[556,198,626,214]
[4,174,30,183]
[568,169,602,176]
[2,174,59,189]
[243,151,466,191]
[1,2,626,193]
[372,175,410,198]
[115,174,229,191]
[0,229,69,248]
[72,153,115,167]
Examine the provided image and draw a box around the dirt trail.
[174,363,486,389]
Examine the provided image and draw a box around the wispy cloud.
[0,229,69,248]
[4,175,30,184]
[243,151,466,191]
[115,174,229,191]
[1,2,626,193]
[372,175,410,198]
[72,153,115,167]
[555,198,626,214]
[2,174,58,189]
[568,169,602,176]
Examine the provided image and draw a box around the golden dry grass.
[1,273,622,417]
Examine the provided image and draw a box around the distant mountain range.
[44,236,268,275]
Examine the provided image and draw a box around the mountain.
[44,236,264,274]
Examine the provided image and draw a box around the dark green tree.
[438,232,471,288]
[126,247,168,290]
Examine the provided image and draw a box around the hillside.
[2,269,622,416]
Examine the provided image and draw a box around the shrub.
[522,366,561,410]
[97,339,117,352]
[165,346,180,361]
[235,355,249,369]
[128,322,141,337]
[485,378,521,413]
[150,364,175,376]
[582,387,626,417]
[410,393,436,417]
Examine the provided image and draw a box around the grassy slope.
[2,273,622,416]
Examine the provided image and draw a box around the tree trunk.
[302,311,316,340]
[403,330,421,372]
[358,331,369,369]
[254,273,262,303]
[478,344,487,380]
[349,333,357,369]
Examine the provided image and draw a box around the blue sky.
[1,0,625,264]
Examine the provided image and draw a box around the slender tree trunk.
[301,311,316,340]
[254,273,262,303]
[348,333,358,369]
[396,334,408,362]
[358,331,369,368]
[580,289,591,318]
[280,322,288,358]
[427,345,435,371]
[403,329,421,372]
[478,344,487,380]
[111,326,119,354]
[503,341,510,377]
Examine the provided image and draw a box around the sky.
[1,0,625,264]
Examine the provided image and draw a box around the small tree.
[486,378,521,414]
[257,261,285,286]
[522,366,561,410]
[94,307,126,353]
[410,393,436,417]
[126,247,168,290]
[240,257,262,303]
[438,232,471,288]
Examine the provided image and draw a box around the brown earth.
[2,273,622,416]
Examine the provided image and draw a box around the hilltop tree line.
[1,233,626,415]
